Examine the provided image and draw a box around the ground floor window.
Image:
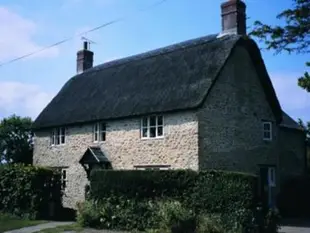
[61,168,67,190]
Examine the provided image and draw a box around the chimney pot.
[83,41,88,50]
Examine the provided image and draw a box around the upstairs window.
[51,127,66,145]
[94,122,106,142]
[141,116,164,139]
[262,121,272,141]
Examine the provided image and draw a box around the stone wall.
[278,127,306,181]
[33,111,199,209]
[197,45,280,175]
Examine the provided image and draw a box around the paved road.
[280,226,310,233]
[3,222,74,233]
[3,222,129,233]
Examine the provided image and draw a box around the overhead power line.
[0,0,168,68]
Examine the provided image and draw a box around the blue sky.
[0,0,309,122]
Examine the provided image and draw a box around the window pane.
[264,132,271,139]
[101,132,106,141]
[263,123,271,130]
[150,116,156,127]
[150,127,156,137]
[62,170,66,179]
[61,135,65,144]
[56,135,60,145]
[57,128,61,137]
[61,127,65,136]
[142,118,148,127]
[94,131,98,141]
[100,123,106,131]
[94,123,98,132]
[158,126,163,136]
[157,116,163,125]
[142,128,148,138]
[51,131,55,145]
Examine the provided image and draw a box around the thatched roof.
[280,111,302,131]
[33,34,282,129]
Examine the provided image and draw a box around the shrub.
[0,164,61,219]
[196,215,225,233]
[263,208,281,233]
[77,197,159,231]
[157,200,196,233]
[87,170,258,231]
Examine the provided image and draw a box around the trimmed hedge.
[88,170,259,231]
[0,164,62,219]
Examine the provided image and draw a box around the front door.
[259,166,276,208]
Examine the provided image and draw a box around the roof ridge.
[77,34,236,76]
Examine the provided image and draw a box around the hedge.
[87,169,259,231]
[0,164,62,219]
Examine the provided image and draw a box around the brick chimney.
[219,0,247,36]
[76,41,94,74]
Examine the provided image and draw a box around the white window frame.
[141,115,164,139]
[134,165,171,170]
[50,127,66,146]
[93,122,106,142]
[268,167,276,187]
[262,121,272,141]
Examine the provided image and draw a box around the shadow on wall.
[276,175,310,219]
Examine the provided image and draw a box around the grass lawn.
[0,213,47,233]
[33,223,83,233]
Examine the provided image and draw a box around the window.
[94,122,106,142]
[141,116,164,139]
[51,127,66,145]
[61,169,67,190]
[268,167,276,187]
[262,121,272,141]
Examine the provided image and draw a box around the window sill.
[50,144,66,148]
[263,139,272,142]
[141,136,164,141]
[93,141,106,144]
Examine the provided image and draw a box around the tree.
[0,115,33,164]
[250,0,310,92]
[298,119,310,138]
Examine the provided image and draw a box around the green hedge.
[0,164,62,219]
[87,170,259,231]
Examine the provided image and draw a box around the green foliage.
[90,170,258,214]
[298,119,310,138]
[0,212,47,232]
[87,170,258,231]
[263,209,281,233]
[0,164,62,219]
[157,200,196,233]
[77,197,158,231]
[196,215,225,233]
[0,115,33,164]
[250,0,310,92]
